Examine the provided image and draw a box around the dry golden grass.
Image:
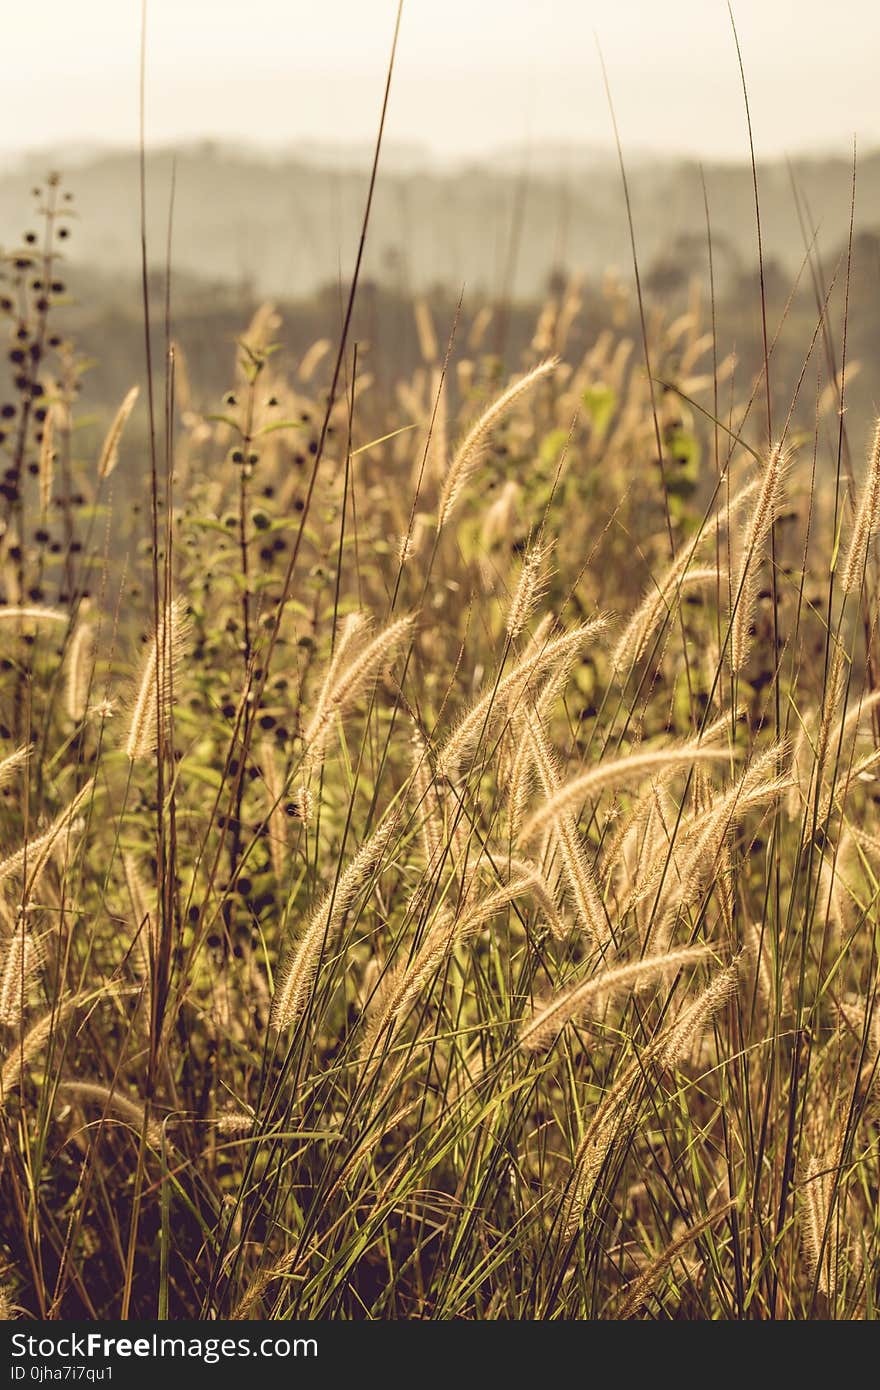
[0,180,878,1322]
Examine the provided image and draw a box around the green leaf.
[180,762,224,791]
[206,413,242,432]
[582,382,616,439]
[256,419,306,437]
[539,427,570,468]
[350,424,418,457]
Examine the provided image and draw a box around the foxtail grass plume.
[612,568,723,675]
[632,742,790,942]
[0,929,41,1027]
[214,1108,258,1136]
[818,742,880,821]
[525,711,609,947]
[454,870,552,941]
[270,812,399,1032]
[301,611,369,745]
[835,687,880,748]
[0,778,96,899]
[413,298,438,364]
[611,475,761,676]
[439,616,608,780]
[66,621,95,723]
[55,1080,161,1148]
[259,741,289,881]
[0,746,30,793]
[360,911,453,1065]
[562,1064,641,1235]
[838,991,880,1060]
[840,417,880,594]
[801,1119,846,1297]
[651,958,741,1070]
[409,728,444,870]
[398,512,430,566]
[814,639,847,787]
[0,606,67,626]
[124,598,189,761]
[729,446,786,673]
[519,945,713,1053]
[604,781,676,909]
[302,614,413,777]
[506,542,550,641]
[170,339,194,420]
[0,997,79,1107]
[438,358,558,529]
[361,866,544,1071]
[122,851,155,980]
[424,367,448,484]
[816,838,856,940]
[242,301,281,356]
[480,479,521,553]
[97,385,139,481]
[298,337,331,382]
[600,717,739,889]
[744,918,777,1017]
[364,865,548,1065]
[617,1200,735,1317]
[838,991,880,1098]
[475,854,568,940]
[517,742,732,847]
[507,723,538,842]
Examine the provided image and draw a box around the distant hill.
[1,142,878,300]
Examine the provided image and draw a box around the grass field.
[1,34,879,1320]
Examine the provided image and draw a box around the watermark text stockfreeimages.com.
[10,1333,316,1367]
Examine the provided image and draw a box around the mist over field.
[5,138,880,469]
[2,141,877,298]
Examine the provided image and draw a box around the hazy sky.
[3,1,878,162]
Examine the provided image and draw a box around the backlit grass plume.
[840,416,880,594]
[55,1080,161,1149]
[302,614,413,777]
[439,616,608,780]
[0,998,79,1107]
[0,746,30,792]
[0,928,41,1028]
[729,446,786,673]
[617,1200,735,1317]
[0,778,96,899]
[517,741,732,846]
[518,945,714,1053]
[611,476,760,676]
[97,385,139,481]
[124,597,189,761]
[438,358,558,528]
[507,541,550,640]
[270,811,400,1032]
[524,711,609,947]
[66,620,95,723]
